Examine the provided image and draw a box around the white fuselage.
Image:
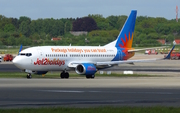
[13,46,118,72]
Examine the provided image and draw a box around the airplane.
[13,10,175,79]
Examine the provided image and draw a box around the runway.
[1,77,180,108]
[0,54,180,108]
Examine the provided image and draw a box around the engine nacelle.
[75,63,97,75]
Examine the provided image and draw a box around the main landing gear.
[86,75,95,79]
[27,73,32,79]
[60,71,69,79]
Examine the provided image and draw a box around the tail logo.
[119,32,133,48]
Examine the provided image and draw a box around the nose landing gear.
[27,73,32,79]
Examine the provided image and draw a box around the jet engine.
[75,63,97,75]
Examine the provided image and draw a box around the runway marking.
[40,90,84,93]
[40,90,102,93]
[39,90,173,95]
[118,92,173,95]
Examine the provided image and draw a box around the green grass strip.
[0,106,180,113]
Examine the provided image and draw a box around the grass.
[0,48,19,54]
[0,106,180,113]
[0,72,160,78]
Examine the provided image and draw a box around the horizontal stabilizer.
[128,46,168,52]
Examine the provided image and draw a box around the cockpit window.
[19,53,32,57]
[18,53,25,56]
[26,53,32,57]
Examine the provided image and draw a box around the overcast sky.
[0,0,179,20]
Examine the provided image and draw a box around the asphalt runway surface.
[1,78,180,108]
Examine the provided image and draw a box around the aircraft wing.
[97,45,175,66]
[68,45,175,67]
[128,46,167,52]
[96,58,160,66]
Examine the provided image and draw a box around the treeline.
[0,14,180,47]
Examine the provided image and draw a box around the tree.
[19,21,30,37]
[7,36,16,45]
[10,18,19,29]
[117,15,127,30]
[0,15,11,31]
[64,21,72,34]
[107,15,118,30]
[72,17,97,32]
[3,24,15,32]
[19,16,31,25]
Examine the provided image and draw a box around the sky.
[0,0,179,20]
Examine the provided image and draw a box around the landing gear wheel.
[27,73,32,79]
[86,75,91,79]
[60,73,64,78]
[60,71,69,79]
[65,72,69,79]
[91,75,95,79]
[86,75,95,79]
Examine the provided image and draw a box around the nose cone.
[13,56,24,69]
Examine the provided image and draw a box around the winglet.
[164,45,175,59]
[18,44,23,55]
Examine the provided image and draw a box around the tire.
[27,73,32,79]
[91,75,95,78]
[86,75,94,79]
[60,73,65,78]
[65,72,69,79]
[86,75,91,79]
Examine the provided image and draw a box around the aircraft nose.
[13,57,18,65]
[13,57,23,69]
